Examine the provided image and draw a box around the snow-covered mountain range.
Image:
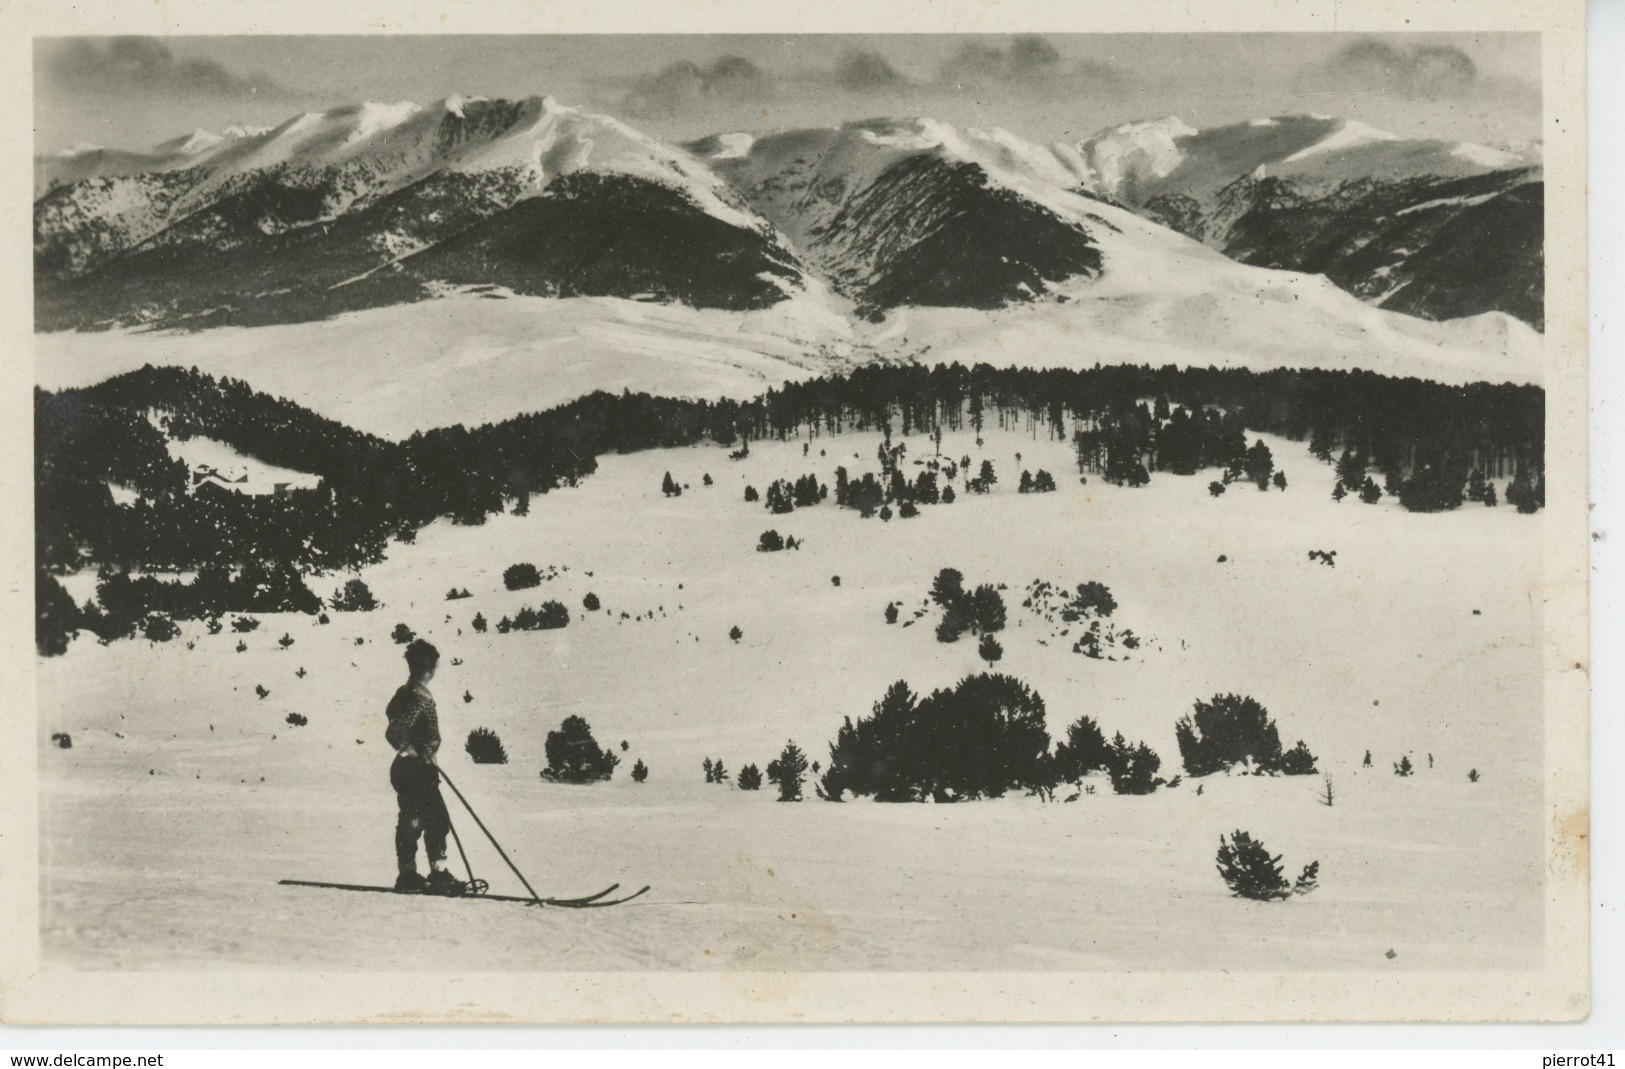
[35,97,1543,405]
[1073,114,1543,327]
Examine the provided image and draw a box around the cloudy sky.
[33,33,1541,156]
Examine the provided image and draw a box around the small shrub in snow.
[504,563,542,590]
[540,716,618,783]
[978,633,1003,666]
[885,603,899,624]
[465,727,508,764]
[278,632,294,649]
[143,615,180,643]
[738,764,763,791]
[232,616,261,633]
[1394,755,1414,777]
[744,485,759,502]
[1216,830,1291,901]
[472,612,487,633]
[1209,481,1226,497]
[446,588,472,601]
[757,530,785,552]
[767,740,809,802]
[391,623,415,645]
[729,625,742,643]
[285,713,308,727]
[583,592,601,612]
[331,579,378,612]
[1105,732,1161,795]
[499,603,570,632]
[631,759,649,783]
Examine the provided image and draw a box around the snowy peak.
[154,128,225,155]
[35,95,822,328]
[1281,119,1399,163]
[1075,115,1199,195]
[701,116,1131,316]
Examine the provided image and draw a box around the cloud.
[619,56,773,117]
[937,34,1128,92]
[1304,39,1477,97]
[40,37,286,99]
[1295,37,1540,110]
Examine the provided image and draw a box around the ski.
[563,884,650,908]
[278,878,648,908]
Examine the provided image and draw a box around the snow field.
[38,425,1544,971]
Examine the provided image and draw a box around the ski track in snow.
[39,428,1543,972]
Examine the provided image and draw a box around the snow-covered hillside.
[38,425,1545,972]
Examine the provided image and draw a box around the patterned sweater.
[385,682,440,761]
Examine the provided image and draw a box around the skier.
[385,639,463,895]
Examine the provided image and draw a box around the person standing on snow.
[385,639,463,895]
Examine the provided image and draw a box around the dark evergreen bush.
[821,675,1051,802]
[1176,694,1314,776]
[583,592,601,612]
[464,727,508,764]
[631,758,648,783]
[143,614,180,643]
[1054,715,1112,782]
[331,579,378,612]
[767,740,809,802]
[286,712,308,727]
[1105,732,1161,795]
[738,763,763,791]
[36,570,79,656]
[472,612,487,633]
[978,633,1003,666]
[540,715,619,783]
[504,563,542,590]
[1216,830,1292,901]
[503,602,569,631]
[391,623,415,644]
[757,530,785,552]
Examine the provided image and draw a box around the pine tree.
[1216,830,1292,900]
[1335,448,1365,491]
[738,763,763,790]
[662,471,676,497]
[978,633,1003,666]
[1246,439,1274,490]
[1333,482,1348,503]
[1359,476,1382,504]
[931,568,965,609]
[631,759,648,783]
[768,740,809,802]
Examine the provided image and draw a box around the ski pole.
[444,812,480,891]
[436,767,546,907]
